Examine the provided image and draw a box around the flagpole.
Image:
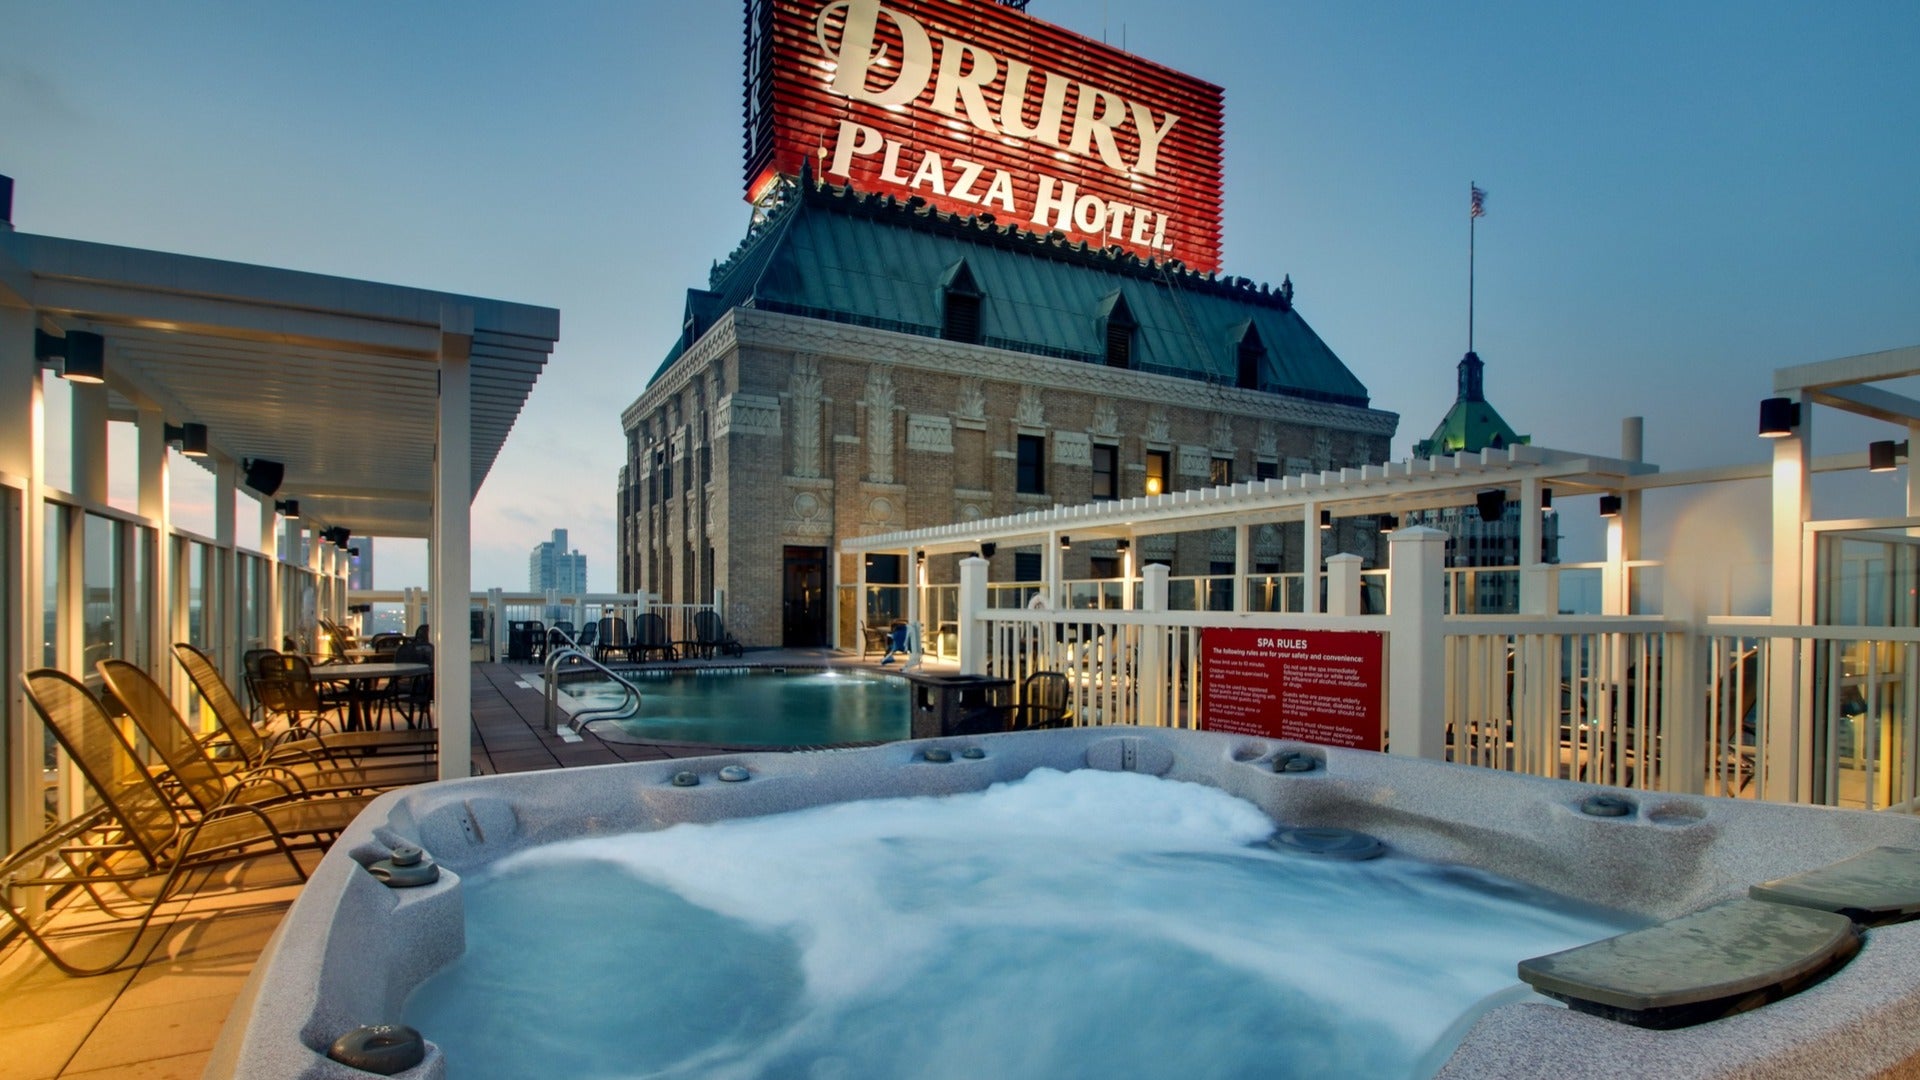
[1468,180,1476,354]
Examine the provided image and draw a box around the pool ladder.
[542,636,643,735]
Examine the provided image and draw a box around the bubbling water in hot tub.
[403,768,1640,1079]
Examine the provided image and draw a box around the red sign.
[1200,628,1385,751]
[744,0,1226,271]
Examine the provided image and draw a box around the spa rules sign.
[1199,628,1385,750]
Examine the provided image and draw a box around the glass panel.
[188,539,208,647]
[127,525,151,668]
[83,513,122,669]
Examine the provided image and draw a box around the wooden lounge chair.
[102,658,430,805]
[173,643,437,764]
[9,669,311,976]
[691,610,745,659]
[633,614,678,662]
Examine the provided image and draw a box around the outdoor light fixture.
[1378,514,1398,533]
[1869,440,1910,473]
[1475,489,1507,522]
[165,422,209,458]
[348,546,361,558]
[914,551,926,565]
[1541,487,1555,515]
[242,457,285,496]
[979,542,997,559]
[1758,397,1801,438]
[1059,535,1072,550]
[34,329,106,384]
[1145,477,1163,495]
[1599,495,1622,518]
[1319,510,1332,531]
[1115,538,1131,552]
[321,526,351,546]
[275,499,300,519]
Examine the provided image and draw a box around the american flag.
[1470,185,1487,218]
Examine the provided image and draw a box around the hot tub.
[206,728,1920,1079]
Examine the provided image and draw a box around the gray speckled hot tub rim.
[204,727,1920,1080]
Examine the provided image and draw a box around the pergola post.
[1301,501,1322,613]
[1387,526,1448,759]
[1765,393,1811,802]
[1325,553,1362,616]
[1137,562,1170,727]
[957,554,987,675]
[214,453,238,707]
[1232,523,1250,612]
[0,304,42,861]
[432,307,474,780]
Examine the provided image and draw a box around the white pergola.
[0,214,559,853]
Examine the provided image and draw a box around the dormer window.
[1100,291,1136,369]
[940,260,982,344]
[1236,323,1266,390]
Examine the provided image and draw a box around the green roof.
[1412,350,1529,457]
[651,181,1371,409]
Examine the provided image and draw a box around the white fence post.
[488,587,505,662]
[1139,563,1171,727]
[1326,553,1362,617]
[1387,526,1448,759]
[958,556,988,676]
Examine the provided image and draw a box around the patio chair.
[859,621,891,661]
[10,669,310,976]
[633,614,678,662]
[389,641,436,730]
[577,620,599,652]
[174,644,436,763]
[96,660,376,840]
[597,616,634,662]
[549,621,577,651]
[691,611,745,659]
[367,632,410,661]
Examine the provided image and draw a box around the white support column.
[1602,500,1628,616]
[1045,530,1063,609]
[1621,417,1645,613]
[259,497,279,651]
[1137,562,1170,727]
[488,587,505,662]
[1325,553,1362,617]
[957,555,987,676]
[432,308,474,780]
[1519,475,1543,611]
[1386,526,1448,759]
[1232,523,1250,613]
[1,305,43,859]
[214,454,238,697]
[138,407,171,663]
[1120,535,1136,610]
[70,381,107,505]
[1764,394,1811,802]
[1302,502,1322,613]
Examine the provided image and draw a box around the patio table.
[310,661,428,731]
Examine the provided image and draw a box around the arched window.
[1099,291,1136,369]
[940,260,982,344]
[1236,323,1266,391]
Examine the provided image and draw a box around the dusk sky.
[4,1,1916,589]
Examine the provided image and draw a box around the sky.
[3,1,1917,588]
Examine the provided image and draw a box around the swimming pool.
[210,728,1920,1079]
[559,668,908,746]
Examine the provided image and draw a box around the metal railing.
[542,635,643,735]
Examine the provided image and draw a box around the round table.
[311,662,429,731]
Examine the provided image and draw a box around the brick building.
[618,181,1398,646]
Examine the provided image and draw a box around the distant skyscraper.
[347,537,375,592]
[529,528,588,593]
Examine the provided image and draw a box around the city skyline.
[4,0,1915,587]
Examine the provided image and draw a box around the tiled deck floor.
[0,652,893,1079]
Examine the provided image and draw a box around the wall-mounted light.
[275,499,300,520]
[1541,487,1555,515]
[242,458,284,496]
[1869,440,1910,473]
[1599,494,1622,518]
[979,542,997,560]
[1115,538,1131,552]
[914,550,926,565]
[35,329,106,384]
[1378,514,1398,533]
[1758,397,1801,438]
[1319,510,1332,531]
[1059,535,1072,551]
[164,422,209,458]
[1144,477,1163,496]
[321,526,352,546]
[347,546,361,558]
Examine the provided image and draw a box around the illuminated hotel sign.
[745,0,1226,272]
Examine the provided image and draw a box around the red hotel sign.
[1199,628,1385,750]
[744,0,1226,271]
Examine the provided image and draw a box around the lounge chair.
[633,614,678,662]
[173,643,437,764]
[96,660,377,841]
[859,621,892,661]
[9,669,311,976]
[597,616,634,662]
[691,610,745,659]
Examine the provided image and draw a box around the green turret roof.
[651,179,1373,410]
[1412,350,1528,457]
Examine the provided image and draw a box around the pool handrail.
[541,644,642,734]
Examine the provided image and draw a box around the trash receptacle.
[902,672,1014,739]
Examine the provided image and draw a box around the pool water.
[566,669,908,746]
[403,768,1640,1079]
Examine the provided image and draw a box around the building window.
[1256,460,1278,481]
[1089,556,1121,580]
[1209,455,1233,486]
[1102,293,1136,369]
[941,260,982,344]
[657,449,671,500]
[1092,443,1117,500]
[1014,552,1041,582]
[1145,449,1170,496]
[1237,324,1266,391]
[1017,434,1045,494]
